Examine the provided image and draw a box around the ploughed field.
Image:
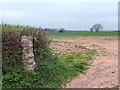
[49,31,118,88]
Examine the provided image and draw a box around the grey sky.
[1,0,118,30]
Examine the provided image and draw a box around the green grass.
[49,31,118,37]
[3,50,95,88]
[112,84,119,89]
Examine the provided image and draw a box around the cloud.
[1,0,119,2]
[1,1,118,30]
[1,11,27,18]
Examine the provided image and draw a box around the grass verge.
[3,50,96,88]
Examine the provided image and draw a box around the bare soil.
[50,36,118,88]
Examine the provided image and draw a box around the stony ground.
[49,36,118,88]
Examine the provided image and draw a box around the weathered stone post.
[21,36,36,71]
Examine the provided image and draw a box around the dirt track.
[52,37,118,88]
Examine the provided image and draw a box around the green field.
[49,31,118,37]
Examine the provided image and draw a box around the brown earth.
[50,36,118,88]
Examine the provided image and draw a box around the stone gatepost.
[21,36,36,71]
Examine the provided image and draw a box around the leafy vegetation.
[2,23,50,74]
[3,50,95,88]
[49,31,118,37]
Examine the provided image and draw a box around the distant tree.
[16,24,20,27]
[90,28,93,32]
[44,28,47,31]
[58,28,65,33]
[91,24,103,32]
[54,28,58,32]
[39,27,41,29]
